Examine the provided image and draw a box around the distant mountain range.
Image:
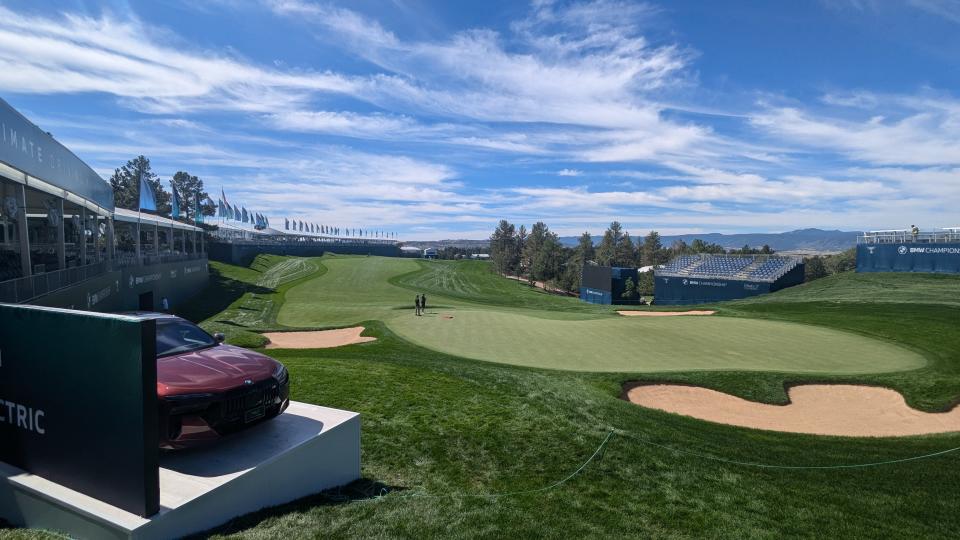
[558,228,859,253]
[405,229,860,254]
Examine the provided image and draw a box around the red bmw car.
[124,312,290,449]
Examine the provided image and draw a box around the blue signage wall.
[857,243,960,274]
[580,287,612,305]
[654,264,805,305]
[0,99,113,210]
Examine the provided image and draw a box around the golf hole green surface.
[389,310,925,373]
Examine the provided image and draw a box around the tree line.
[489,220,777,295]
[109,155,216,220]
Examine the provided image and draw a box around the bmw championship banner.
[0,304,160,517]
[857,243,960,274]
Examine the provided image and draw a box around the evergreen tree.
[690,238,725,254]
[170,171,215,221]
[559,231,596,293]
[805,256,828,281]
[108,156,171,214]
[641,230,665,266]
[670,239,692,257]
[489,220,518,275]
[637,270,654,296]
[523,221,548,273]
[516,224,528,276]
[595,221,625,266]
[531,230,563,282]
[577,231,595,263]
[617,231,637,267]
[621,277,638,301]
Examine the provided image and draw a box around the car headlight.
[273,364,288,384]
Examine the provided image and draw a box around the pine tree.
[489,220,518,275]
[108,156,171,214]
[641,230,665,266]
[170,171,215,220]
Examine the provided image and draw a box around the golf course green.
[142,253,960,539]
[277,255,924,374]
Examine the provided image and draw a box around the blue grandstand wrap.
[653,254,805,305]
[857,243,960,274]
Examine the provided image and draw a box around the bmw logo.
[682,279,688,285]
[898,245,908,255]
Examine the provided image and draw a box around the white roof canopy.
[113,207,203,232]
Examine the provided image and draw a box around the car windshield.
[156,319,217,357]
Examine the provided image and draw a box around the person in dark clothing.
[415,295,421,316]
[420,294,427,313]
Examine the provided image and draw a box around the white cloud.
[264,110,417,138]
[557,168,582,176]
[0,6,356,113]
[751,99,960,166]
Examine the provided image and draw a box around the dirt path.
[263,327,376,349]
[617,310,715,317]
[626,384,960,437]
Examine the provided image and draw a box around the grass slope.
[177,254,326,347]
[392,259,609,313]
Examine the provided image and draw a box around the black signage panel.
[0,304,159,516]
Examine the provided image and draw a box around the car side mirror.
[213,332,226,343]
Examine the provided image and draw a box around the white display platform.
[0,401,360,540]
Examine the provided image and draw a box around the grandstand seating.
[656,254,801,282]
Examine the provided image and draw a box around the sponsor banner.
[0,304,159,516]
[857,243,960,274]
[655,264,805,306]
[0,99,113,209]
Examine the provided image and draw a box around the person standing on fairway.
[415,295,421,316]
[421,293,427,313]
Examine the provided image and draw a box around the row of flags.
[216,189,270,229]
[137,171,207,225]
[281,219,396,239]
[145,182,399,240]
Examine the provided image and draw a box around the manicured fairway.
[388,308,925,373]
[278,255,925,374]
[279,255,422,327]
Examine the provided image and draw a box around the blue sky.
[1,0,958,240]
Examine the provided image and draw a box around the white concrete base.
[0,401,360,539]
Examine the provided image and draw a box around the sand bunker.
[617,310,716,317]
[626,384,960,437]
[263,327,376,349]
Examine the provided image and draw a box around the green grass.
[278,256,923,375]
[393,259,609,312]
[729,270,960,306]
[194,322,959,539]
[10,256,960,539]
[177,254,326,347]
[388,308,924,373]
